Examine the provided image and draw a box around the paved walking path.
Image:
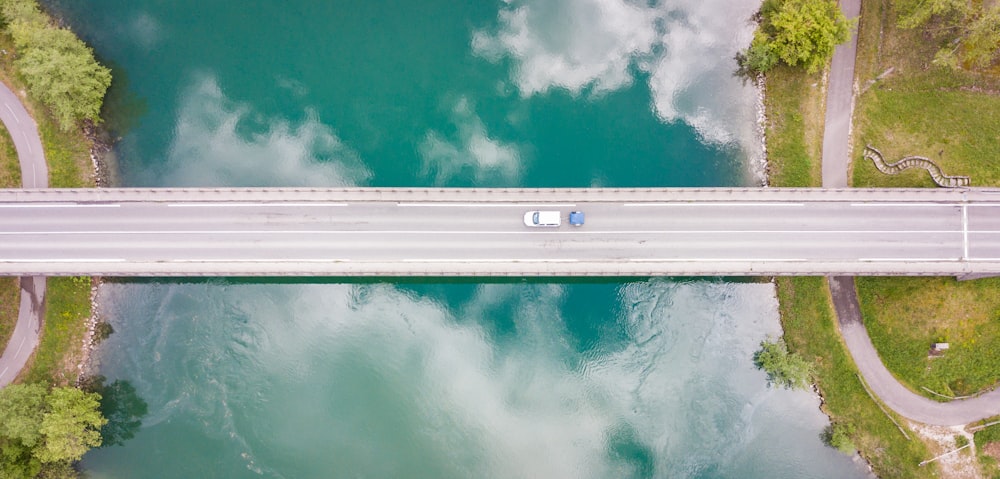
[0,80,46,387]
[822,0,1000,426]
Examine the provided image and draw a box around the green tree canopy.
[769,0,852,73]
[964,4,1000,68]
[0,384,106,478]
[2,0,111,131]
[738,0,852,75]
[896,0,968,29]
[36,387,105,463]
[753,338,814,390]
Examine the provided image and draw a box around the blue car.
[569,211,585,226]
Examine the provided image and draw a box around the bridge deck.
[1,187,998,276]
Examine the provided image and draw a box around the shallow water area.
[40,0,871,476]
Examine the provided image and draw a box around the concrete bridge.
[0,186,998,277]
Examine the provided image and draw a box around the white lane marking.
[31,161,36,186]
[0,258,126,262]
[859,258,961,262]
[21,131,31,153]
[629,258,808,262]
[0,204,120,208]
[4,103,18,123]
[850,203,954,207]
[0,229,967,235]
[403,259,579,263]
[167,203,348,207]
[963,204,969,259]
[967,204,1000,207]
[13,336,26,356]
[625,203,804,207]
[0,366,8,379]
[397,203,577,207]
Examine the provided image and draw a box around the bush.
[822,421,857,454]
[753,337,814,390]
[92,321,113,344]
[737,0,851,74]
[2,0,111,131]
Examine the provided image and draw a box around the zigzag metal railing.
[864,145,971,188]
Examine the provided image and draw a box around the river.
[44,0,870,477]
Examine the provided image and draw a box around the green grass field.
[0,119,20,351]
[850,0,1000,406]
[763,66,825,186]
[858,277,1000,398]
[0,26,94,385]
[19,277,92,386]
[777,277,928,477]
[765,61,929,475]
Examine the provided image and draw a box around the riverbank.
[0,10,101,387]
[762,64,929,478]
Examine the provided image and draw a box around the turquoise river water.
[44,0,871,477]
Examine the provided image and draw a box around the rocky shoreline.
[76,121,115,383]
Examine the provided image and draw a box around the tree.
[895,0,968,29]
[36,387,105,463]
[0,384,48,478]
[821,421,857,454]
[769,0,852,73]
[753,337,813,390]
[964,4,1000,68]
[10,25,112,131]
[737,0,852,74]
[3,0,112,131]
[0,384,106,477]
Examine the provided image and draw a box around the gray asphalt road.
[821,0,861,188]
[820,0,1000,427]
[0,80,47,387]
[831,277,1000,426]
[0,188,997,276]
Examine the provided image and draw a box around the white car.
[523,210,561,227]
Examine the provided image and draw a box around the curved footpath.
[822,0,1000,426]
[0,80,47,386]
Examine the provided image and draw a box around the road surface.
[0,80,47,387]
[0,187,997,276]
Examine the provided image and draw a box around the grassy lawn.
[0,26,95,386]
[974,420,1000,475]
[849,0,1000,405]
[0,119,19,351]
[853,79,1000,188]
[18,277,92,386]
[763,66,825,186]
[851,0,1000,189]
[858,277,1000,398]
[778,277,928,477]
[847,0,1000,475]
[765,64,929,475]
